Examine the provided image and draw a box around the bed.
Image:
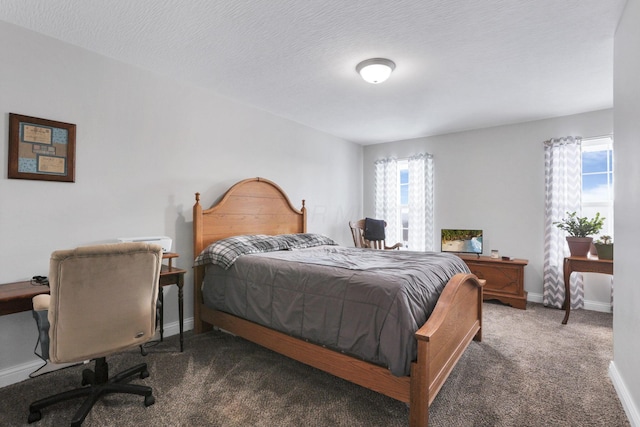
[192,177,484,427]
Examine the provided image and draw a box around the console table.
[0,252,186,351]
[562,255,613,325]
[459,255,529,309]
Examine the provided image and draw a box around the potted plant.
[594,235,613,260]
[553,211,604,257]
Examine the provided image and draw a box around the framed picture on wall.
[8,113,76,182]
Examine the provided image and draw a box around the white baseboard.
[0,317,194,389]
[526,292,612,313]
[583,300,614,313]
[161,316,194,339]
[527,292,544,303]
[610,361,640,427]
[0,359,46,389]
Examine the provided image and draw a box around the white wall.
[363,110,614,306]
[612,0,640,424]
[0,21,362,386]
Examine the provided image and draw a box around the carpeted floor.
[0,302,629,426]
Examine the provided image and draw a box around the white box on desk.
[117,236,172,253]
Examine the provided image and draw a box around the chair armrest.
[385,242,403,250]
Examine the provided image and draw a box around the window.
[398,159,409,245]
[581,136,613,237]
[374,154,433,251]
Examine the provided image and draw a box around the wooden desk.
[0,253,186,351]
[562,256,613,325]
[0,280,49,316]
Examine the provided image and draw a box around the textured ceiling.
[0,0,627,144]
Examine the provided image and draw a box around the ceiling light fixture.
[356,58,396,84]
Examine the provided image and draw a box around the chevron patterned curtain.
[374,158,399,243]
[543,137,584,309]
[375,155,434,251]
[407,153,434,251]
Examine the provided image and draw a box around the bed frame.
[192,177,483,427]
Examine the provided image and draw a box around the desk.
[0,280,49,316]
[0,254,186,351]
[562,255,613,325]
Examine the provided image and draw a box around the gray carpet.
[0,302,629,426]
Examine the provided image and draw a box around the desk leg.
[177,276,184,352]
[562,259,571,325]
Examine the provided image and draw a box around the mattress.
[201,245,470,376]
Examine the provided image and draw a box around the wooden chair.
[349,219,403,250]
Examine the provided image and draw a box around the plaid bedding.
[194,233,338,269]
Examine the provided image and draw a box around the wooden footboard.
[410,273,484,426]
[193,269,483,427]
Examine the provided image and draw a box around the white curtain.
[374,158,399,243]
[543,136,584,309]
[374,154,434,251]
[408,154,434,251]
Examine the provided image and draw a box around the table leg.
[562,258,571,325]
[178,275,184,352]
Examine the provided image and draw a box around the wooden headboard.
[193,177,307,258]
[192,177,307,332]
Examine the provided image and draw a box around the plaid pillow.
[194,233,337,269]
[279,233,338,249]
[194,235,287,269]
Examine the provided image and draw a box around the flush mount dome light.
[356,58,396,84]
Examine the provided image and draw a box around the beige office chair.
[28,242,163,427]
[349,218,403,250]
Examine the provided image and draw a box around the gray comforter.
[201,246,470,376]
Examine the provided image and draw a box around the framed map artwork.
[8,113,76,182]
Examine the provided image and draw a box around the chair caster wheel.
[28,410,42,423]
[140,368,149,379]
[144,395,155,407]
[82,369,94,386]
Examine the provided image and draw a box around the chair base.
[28,357,154,427]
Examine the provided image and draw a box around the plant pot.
[566,237,593,257]
[594,243,613,260]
